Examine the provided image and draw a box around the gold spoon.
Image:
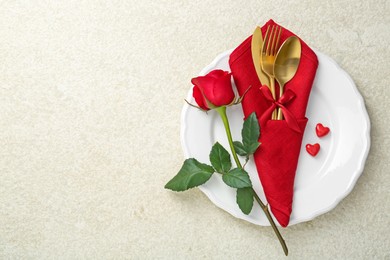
[274,36,301,120]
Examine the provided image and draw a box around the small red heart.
[306,143,320,156]
[316,123,330,137]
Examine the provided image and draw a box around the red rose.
[191,70,235,110]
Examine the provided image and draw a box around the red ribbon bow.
[259,85,302,133]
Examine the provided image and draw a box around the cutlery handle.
[270,77,277,120]
[277,84,284,120]
[277,107,284,120]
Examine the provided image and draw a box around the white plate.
[180,49,370,226]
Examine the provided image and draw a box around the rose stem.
[216,106,242,168]
[216,106,288,256]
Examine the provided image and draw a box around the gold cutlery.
[274,36,302,120]
[261,25,282,120]
[251,27,270,88]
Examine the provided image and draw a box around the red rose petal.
[211,73,235,107]
[192,85,209,110]
[191,70,234,108]
[206,69,228,79]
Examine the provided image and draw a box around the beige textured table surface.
[1,1,389,259]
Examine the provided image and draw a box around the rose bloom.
[191,70,235,110]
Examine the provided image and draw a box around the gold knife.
[251,26,270,87]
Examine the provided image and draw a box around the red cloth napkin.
[229,19,318,227]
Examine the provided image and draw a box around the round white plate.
[180,49,370,226]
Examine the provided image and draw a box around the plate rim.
[180,49,371,226]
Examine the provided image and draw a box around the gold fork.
[261,25,282,120]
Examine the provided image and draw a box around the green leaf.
[236,187,254,215]
[233,141,247,157]
[222,168,252,188]
[209,142,231,174]
[242,112,260,155]
[164,158,214,191]
[246,142,261,155]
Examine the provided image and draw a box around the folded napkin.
[229,19,318,227]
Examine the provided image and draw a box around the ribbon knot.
[259,85,302,133]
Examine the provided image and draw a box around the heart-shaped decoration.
[306,143,320,156]
[316,123,330,137]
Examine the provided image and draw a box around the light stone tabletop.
[0,0,389,259]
